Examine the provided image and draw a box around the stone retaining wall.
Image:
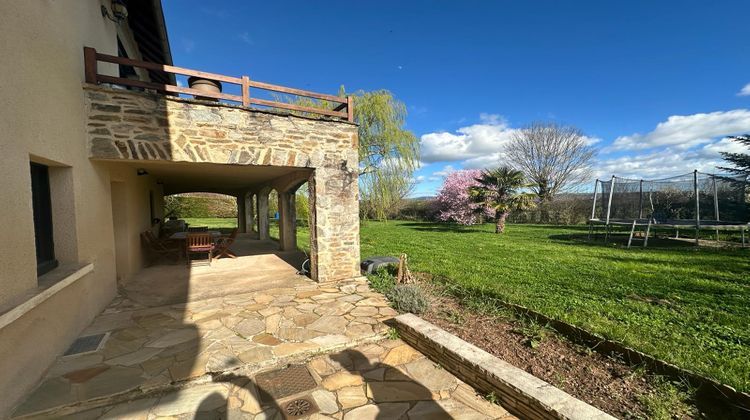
[394,314,615,420]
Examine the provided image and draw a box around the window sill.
[0,263,94,331]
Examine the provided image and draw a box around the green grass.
[182,217,238,229]
[359,221,750,392]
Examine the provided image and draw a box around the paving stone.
[309,357,335,376]
[349,306,378,317]
[238,346,274,364]
[366,381,433,402]
[309,334,350,348]
[272,341,318,358]
[233,380,263,414]
[322,372,363,390]
[362,368,385,381]
[12,377,74,416]
[292,313,319,326]
[63,365,110,383]
[312,389,339,414]
[234,319,265,337]
[404,358,457,392]
[76,366,144,399]
[151,383,229,417]
[407,399,487,420]
[381,344,423,366]
[99,396,158,419]
[105,347,163,366]
[252,333,282,346]
[308,316,348,334]
[452,383,511,418]
[145,328,200,348]
[337,385,367,409]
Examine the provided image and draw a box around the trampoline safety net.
[592,171,749,225]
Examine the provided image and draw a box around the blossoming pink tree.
[435,169,494,224]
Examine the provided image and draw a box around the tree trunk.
[495,212,509,234]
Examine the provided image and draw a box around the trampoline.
[588,170,749,247]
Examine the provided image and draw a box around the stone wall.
[394,314,615,420]
[84,85,361,283]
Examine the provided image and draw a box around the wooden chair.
[213,228,238,259]
[186,232,213,266]
[141,231,180,264]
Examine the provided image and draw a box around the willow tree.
[283,88,419,220]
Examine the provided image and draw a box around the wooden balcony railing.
[83,47,353,122]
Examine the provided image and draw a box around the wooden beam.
[96,75,243,102]
[83,47,98,84]
[241,76,250,107]
[249,97,348,118]
[347,95,354,123]
[96,52,243,84]
[248,80,346,104]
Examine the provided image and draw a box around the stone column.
[278,191,297,251]
[244,192,255,235]
[257,189,270,240]
[236,194,247,233]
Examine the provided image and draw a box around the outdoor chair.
[213,228,238,259]
[186,232,214,266]
[141,231,180,264]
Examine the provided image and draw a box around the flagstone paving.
[21,339,516,419]
[12,278,397,418]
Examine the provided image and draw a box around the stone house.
[0,0,359,414]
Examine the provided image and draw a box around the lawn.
[359,221,750,393]
[182,217,238,229]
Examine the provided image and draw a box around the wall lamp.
[137,168,149,176]
[101,0,128,24]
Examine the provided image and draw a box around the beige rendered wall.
[0,1,156,414]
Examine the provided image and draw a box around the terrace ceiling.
[121,161,310,195]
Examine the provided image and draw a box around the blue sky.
[162,1,750,196]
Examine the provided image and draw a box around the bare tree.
[506,122,596,202]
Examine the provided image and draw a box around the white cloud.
[609,109,750,151]
[593,137,744,180]
[738,83,750,96]
[238,32,254,45]
[419,114,518,163]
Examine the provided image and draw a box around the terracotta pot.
[187,76,222,101]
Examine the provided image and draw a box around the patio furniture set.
[141,224,238,266]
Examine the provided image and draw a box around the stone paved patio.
[23,339,516,419]
[12,275,396,418]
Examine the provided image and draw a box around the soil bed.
[417,280,714,419]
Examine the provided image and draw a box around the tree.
[506,122,596,202]
[283,88,420,220]
[435,169,492,225]
[469,167,537,234]
[719,134,750,177]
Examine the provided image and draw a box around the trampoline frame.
[588,170,749,248]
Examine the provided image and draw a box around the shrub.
[367,267,397,294]
[386,284,430,314]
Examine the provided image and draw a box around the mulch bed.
[416,282,704,419]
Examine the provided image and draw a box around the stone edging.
[393,313,616,420]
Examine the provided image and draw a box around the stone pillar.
[308,165,360,283]
[244,192,255,235]
[236,194,247,234]
[257,189,270,240]
[278,191,297,251]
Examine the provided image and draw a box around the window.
[30,162,58,276]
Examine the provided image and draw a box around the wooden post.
[83,47,98,84]
[241,76,250,107]
[694,170,700,245]
[347,95,354,123]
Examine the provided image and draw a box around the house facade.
[0,1,360,414]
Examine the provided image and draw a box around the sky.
[162,0,750,196]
